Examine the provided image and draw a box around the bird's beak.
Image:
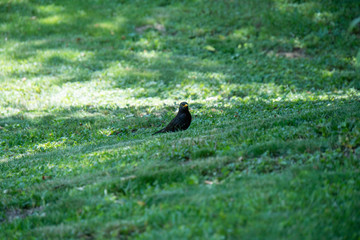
[184,104,188,107]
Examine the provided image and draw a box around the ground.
[0,0,360,239]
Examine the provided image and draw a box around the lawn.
[1,0,360,239]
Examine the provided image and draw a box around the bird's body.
[153,102,191,135]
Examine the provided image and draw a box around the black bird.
[153,102,192,135]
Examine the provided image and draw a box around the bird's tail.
[152,128,165,135]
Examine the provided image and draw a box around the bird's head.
[179,102,189,111]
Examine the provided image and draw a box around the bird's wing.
[164,112,186,131]
[152,115,180,135]
[152,111,190,135]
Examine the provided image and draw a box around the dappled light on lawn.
[1,0,360,239]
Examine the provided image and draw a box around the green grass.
[1,0,360,239]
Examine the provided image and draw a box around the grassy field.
[1,0,360,239]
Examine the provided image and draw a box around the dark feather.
[153,102,192,135]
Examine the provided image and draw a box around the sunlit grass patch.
[39,15,65,25]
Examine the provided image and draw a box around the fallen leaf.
[205,45,216,52]
[120,175,136,181]
[137,201,146,206]
[135,24,165,33]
